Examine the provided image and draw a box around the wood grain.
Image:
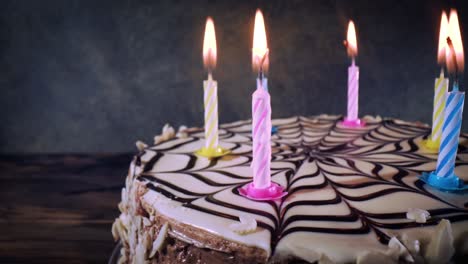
[0,154,133,263]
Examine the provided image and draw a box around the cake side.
[112,153,270,264]
[113,115,468,264]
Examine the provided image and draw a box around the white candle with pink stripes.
[239,9,286,201]
[341,21,365,128]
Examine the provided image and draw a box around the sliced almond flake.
[401,233,420,254]
[112,217,128,242]
[149,222,169,258]
[136,140,148,151]
[363,115,382,122]
[143,217,151,227]
[406,208,430,223]
[177,125,189,138]
[229,214,257,235]
[425,219,454,264]
[111,218,121,241]
[121,187,127,202]
[318,253,335,264]
[117,253,127,264]
[387,236,414,262]
[119,213,129,227]
[357,251,396,264]
[154,124,176,144]
[134,239,147,264]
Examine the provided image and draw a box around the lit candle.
[196,17,230,158]
[252,10,271,189]
[425,12,450,150]
[341,21,365,127]
[239,9,286,200]
[422,9,466,191]
[436,10,464,177]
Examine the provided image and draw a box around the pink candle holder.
[239,182,287,201]
[339,118,366,128]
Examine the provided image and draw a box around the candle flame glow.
[203,17,217,71]
[252,9,269,73]
[446,9,464,74]
[446,9,465,73]
[437,12,449,65]
[346,21,358,58]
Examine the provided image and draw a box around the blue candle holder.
[419,171,467,192]
[271,126,278,135]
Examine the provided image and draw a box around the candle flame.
[446,9,464,74]
[437,12,449,65]
[252,9,269,73]
[203,17,217,71]
[346,20,358,57]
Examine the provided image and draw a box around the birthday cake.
[112,115,468,263]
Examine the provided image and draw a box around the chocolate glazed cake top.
[134,115,468,263]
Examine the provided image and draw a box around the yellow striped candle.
[424,12,449,150]
[203,18,219,150]
[196,17,230,158]
[203,75,218,149]
[430,71,449,146]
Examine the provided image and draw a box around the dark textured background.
[1,0,467,153]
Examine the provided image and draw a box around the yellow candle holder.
[195,146,231,159]
[420,138,440,153]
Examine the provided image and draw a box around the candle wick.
[453,80,459,92]
[208,72,213,81]
[257,51,268,82]
[260,51,268,73]
[440,68,445,78]
[446,37,458,74]
[344,40,356,63]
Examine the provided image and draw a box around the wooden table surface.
[0,154,133,263]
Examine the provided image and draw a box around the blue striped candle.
[435,84,464,179]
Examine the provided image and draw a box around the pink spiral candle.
[347,60,359,121]
[239,9,286,200]
[252,79,271,189]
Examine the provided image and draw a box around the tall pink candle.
[346,21,359,122]
[347,59,359,121]
[239,9,286,201]
[252,79,271,188]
